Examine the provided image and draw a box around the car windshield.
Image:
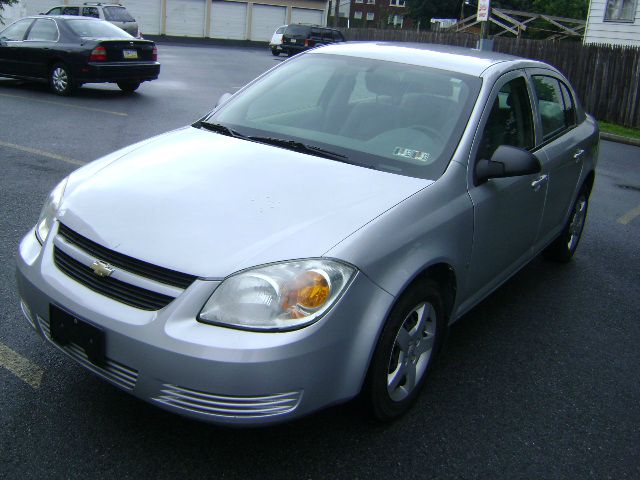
[66,18,132,38]
[205,53,481,180]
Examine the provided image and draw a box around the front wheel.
[543,188,589,262]
[117,81,141,93]
[50,63,75,96]
[364,278,445,421]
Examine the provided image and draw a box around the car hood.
[58,127,430,278]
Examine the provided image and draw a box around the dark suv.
[281,25,345,56]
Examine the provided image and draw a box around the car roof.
[48,3,124,6]
[312,42,554,77]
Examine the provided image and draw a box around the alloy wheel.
[567,196,587,251]
[386,302,437,402]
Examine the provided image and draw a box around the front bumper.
[77,62,160,84]
[16,225,394,426]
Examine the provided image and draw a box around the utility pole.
[477,0,493,51]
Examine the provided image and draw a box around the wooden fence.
[342,28,640,128]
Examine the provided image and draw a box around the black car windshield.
[66,19,132,38]
[206,53,481,180]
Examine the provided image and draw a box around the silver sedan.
[15,42,599,425]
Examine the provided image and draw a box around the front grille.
[153,384,303,419]
[54,247,174,311]
[39,316,138,391]
[58,223,196,289]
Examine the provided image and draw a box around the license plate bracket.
[123,49,138,59]
[50,304,106,367]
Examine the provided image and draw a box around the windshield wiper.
[248,136,349,162]
[198,121,247,139]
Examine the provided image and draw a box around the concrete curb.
[600,132,640,147]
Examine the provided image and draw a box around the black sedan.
[0,15,160,95]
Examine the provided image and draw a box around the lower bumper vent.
[153,384,302,419]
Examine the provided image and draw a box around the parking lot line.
[0,93,128,117]
[0,140,85,166]
[0,342,44,389]
[618,205,640,225]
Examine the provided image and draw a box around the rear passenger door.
[22,18,59,79]
[527,69,588,248]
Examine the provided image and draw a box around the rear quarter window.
[103,7,135,22]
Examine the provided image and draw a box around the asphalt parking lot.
[1,43,639,479]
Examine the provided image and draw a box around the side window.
[478,76,535,160]
[533,75,568,140]
[0,19,33,40]
[26,19,58,41]
[559,82,576,128]
[47,7,63,15]
[275,27,285,34]
[62,7,80,15]
[310,28,323,40]
[82,7,100,18]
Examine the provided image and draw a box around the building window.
[388,13,404,27]
[355,0,363,3]
[604,0,637,22]
[367,0,375,3]
[367,12,375,20]
[354,10,363,19]
[389,0,406,6]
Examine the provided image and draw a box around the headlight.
[198,259,356,332]
[35,177,68,244]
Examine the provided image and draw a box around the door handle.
[531,174,548,192]
[573,149,585,163]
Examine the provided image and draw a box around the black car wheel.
[364,278,445,421]
[117,81,141,93]
[543,186,590,262]
[50,63,75,96]
[271,48,280,56]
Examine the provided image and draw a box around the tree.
[0,0,19,25]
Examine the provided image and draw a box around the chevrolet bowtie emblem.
[91,260,114,277]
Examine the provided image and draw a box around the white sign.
[477,0,490,21]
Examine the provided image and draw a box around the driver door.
[461,72,548,305]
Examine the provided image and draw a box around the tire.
[50,63,75,96]
[117,81,141,93]
[543,187,589,262]
[364,278,445,421]
[271,48,280,56]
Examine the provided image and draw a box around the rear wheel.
[117,81,141,93]
[271,48,280,56]
[50,63,75,96]
[543,187,589,262]
[364,278,445,421]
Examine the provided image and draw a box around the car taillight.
[304,39,310,47]
[152,46,157,61]
[89,46,107,62]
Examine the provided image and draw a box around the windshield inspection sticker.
[393,147,431,162]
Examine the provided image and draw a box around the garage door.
[119,0,162,35]
[290,7,324,26]
[210,1,247,40]
[250,4,286,42]
[25,0,59,16]
[165,0,206,37]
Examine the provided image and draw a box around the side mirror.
[216,92,233,108]
[476,145,540,184]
